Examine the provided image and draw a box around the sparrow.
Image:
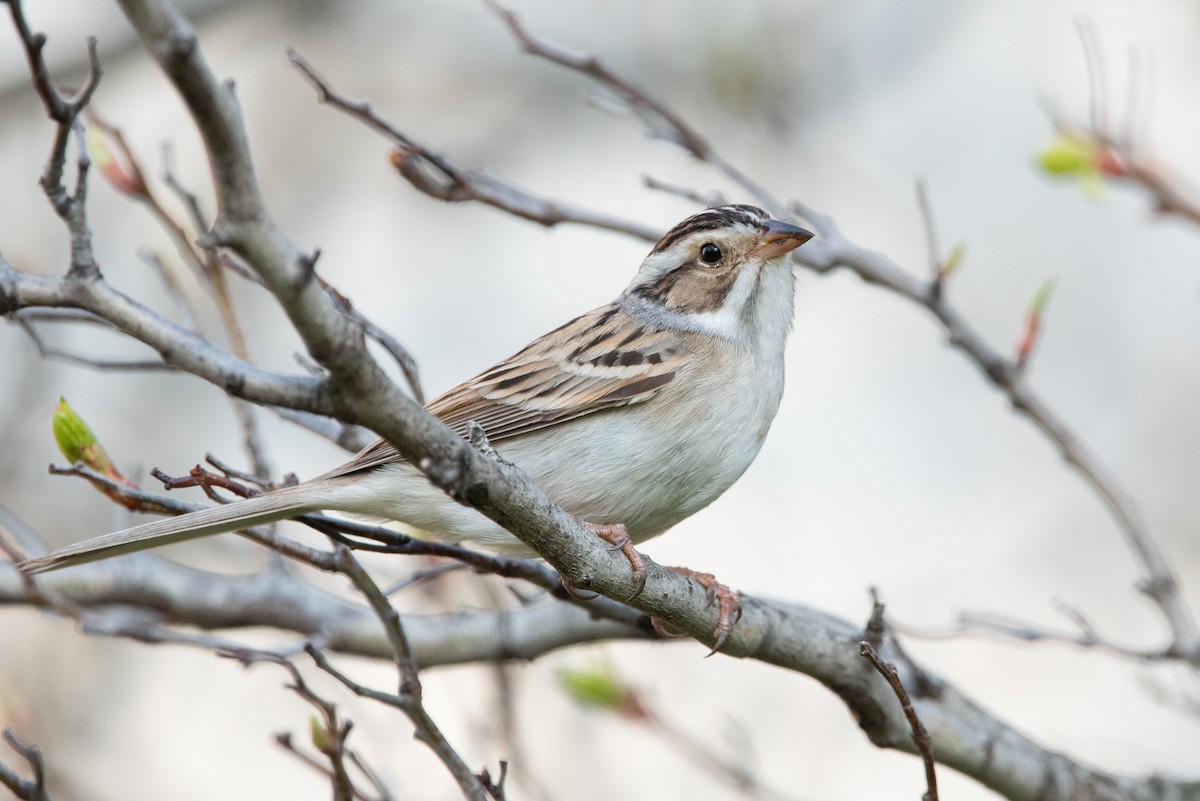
[19,205,813,645]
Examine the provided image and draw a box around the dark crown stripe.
[648,204,768,255]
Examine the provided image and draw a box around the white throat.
[621,255,795,356]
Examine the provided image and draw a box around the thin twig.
[204,451,277,490]
[381,561,466,595]
[15,312,175,370]
[8,0,102,245]
[221,647,369,801]
[860,642,939,801]
[323,546,492,801]
[642,175,727,207]
[914,179,950,302]
[486,0,784,216]
[0,729,51,801]
[905,608,1178,663]
[287,47,660,243]
[318,277,425,404]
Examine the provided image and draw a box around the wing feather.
[317,304,684,481]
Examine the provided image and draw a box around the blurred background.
[2,0,1198,798]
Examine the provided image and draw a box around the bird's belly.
[343,376,780,554]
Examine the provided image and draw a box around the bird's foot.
[583,522,646,601]
[666,566,743,655]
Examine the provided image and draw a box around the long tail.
[17,486,317,574]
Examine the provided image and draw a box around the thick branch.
[0,257,328,410]
[3,555,1192,801]
[0,558,646,665]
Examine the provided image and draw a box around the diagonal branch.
[793,214,1200,665]
[485,0,782,216]
[287,48,660,242]
[477,3,1198,668]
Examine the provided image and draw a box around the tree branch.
[0,729,51,801]
[3,3,1197,801]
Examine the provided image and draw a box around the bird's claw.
[668,566,742,655]
[583,521,647,601]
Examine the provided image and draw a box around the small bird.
[20,205,812,643]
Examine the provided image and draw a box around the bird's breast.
[509,348,785,542]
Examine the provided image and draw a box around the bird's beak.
[747,219,814,260]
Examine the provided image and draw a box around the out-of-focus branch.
[13,308,178,371]
[223,648,382,801]
[0,729,51,801]
[1,551,648,663]
[1040,23,1200,230]
[286,48,660,243]
[908,605,1191,665]
[485,0,782,217]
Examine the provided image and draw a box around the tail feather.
[17,486,316,574]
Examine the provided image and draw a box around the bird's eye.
[699,242,723,265]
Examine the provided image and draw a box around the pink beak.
[747,219,814,260]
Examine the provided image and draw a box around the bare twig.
[906,608,1181,663]
[381,561,466,595]
[486,0,783,217]
[475,761,509,801]
[222,648,371,801]
[286,47,660,243]
[151,462,260,500]
[318,277,425,404]
[914,179,963,300]
[272,732,370,801]
[0,729,51,801]
[14,309,177,371]
[270,407,374,453]
[323,545,492,801]
[7,1,102,280]
[860,642,939,801]
[204,451,277,490]
[642,175,727,207]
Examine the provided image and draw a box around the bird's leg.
[666,566,743,655]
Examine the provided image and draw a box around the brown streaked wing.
[317,304,683,480]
